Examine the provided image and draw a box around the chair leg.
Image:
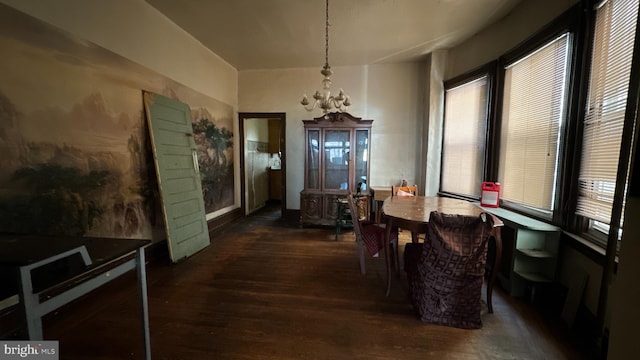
[356,240,366,275]
[487,228,502,314]
[393,239,399,272]
[384,220,394,297]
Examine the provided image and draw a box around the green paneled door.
[143,92,210,262]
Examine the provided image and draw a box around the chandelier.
[300,0,351,114]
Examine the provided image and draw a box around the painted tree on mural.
[0,164,111,236]
[192,118,234,212]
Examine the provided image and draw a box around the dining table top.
[382,195,487,224]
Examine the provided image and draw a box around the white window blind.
[498,34,570,211]
[576,0,639,226]
[441,76,488,197]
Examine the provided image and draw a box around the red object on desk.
[480,182,500,208]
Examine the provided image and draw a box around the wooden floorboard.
[42,204,597,359]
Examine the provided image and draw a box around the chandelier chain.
[325,0,329,67]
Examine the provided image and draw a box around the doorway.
[238,113,286,218]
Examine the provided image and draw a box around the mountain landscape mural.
[0,4,235,241]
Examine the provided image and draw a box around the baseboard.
[283,209,301,226]
[208,208,243,235]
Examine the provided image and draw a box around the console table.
[370,186,391,223]
[472,206,561,299]
[0,234,151,360]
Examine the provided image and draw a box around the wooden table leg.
[136,248,151,360]
[384,216,393,296]
[488,226,502,314]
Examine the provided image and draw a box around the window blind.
[498,34,570,211]
[576,0,638,225]
[441,76,488,197]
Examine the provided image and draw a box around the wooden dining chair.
[391,184,418,197]
[403,211,496,329]
[347,192,399,275]
[391,184,420,242]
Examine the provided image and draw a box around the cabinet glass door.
[307,130,320,189]
[355,129,369,191]
[324,130,350,190]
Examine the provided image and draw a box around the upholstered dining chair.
[404,211,494,329]
[347,192,399,275]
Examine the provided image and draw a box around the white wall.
[0,0,238,106]
[446,0,578,79]
[239,63,425,209]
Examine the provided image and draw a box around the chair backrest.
[425,211,492,263]
[410,211,493,328]
[392,184,418,197]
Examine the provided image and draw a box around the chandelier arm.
[330,97,347,111]
[303,100,319,112]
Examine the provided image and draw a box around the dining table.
[381,196,503,312]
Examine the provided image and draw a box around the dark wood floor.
[41,203,597,359]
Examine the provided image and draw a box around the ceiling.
[145,0,523,71]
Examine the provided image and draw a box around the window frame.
[566,0,640,250]
[597,0,637,245]
[492,9,580,222]
[438,1,640,253]
[439,61,497,201]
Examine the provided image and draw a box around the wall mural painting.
[0,4,235,240]
[183,93,235,214]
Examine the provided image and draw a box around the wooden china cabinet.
[300,112,372,226]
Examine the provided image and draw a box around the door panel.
[143,91,210,262]
[323,130,350,190]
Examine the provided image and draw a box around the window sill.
[562,231,617,268]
